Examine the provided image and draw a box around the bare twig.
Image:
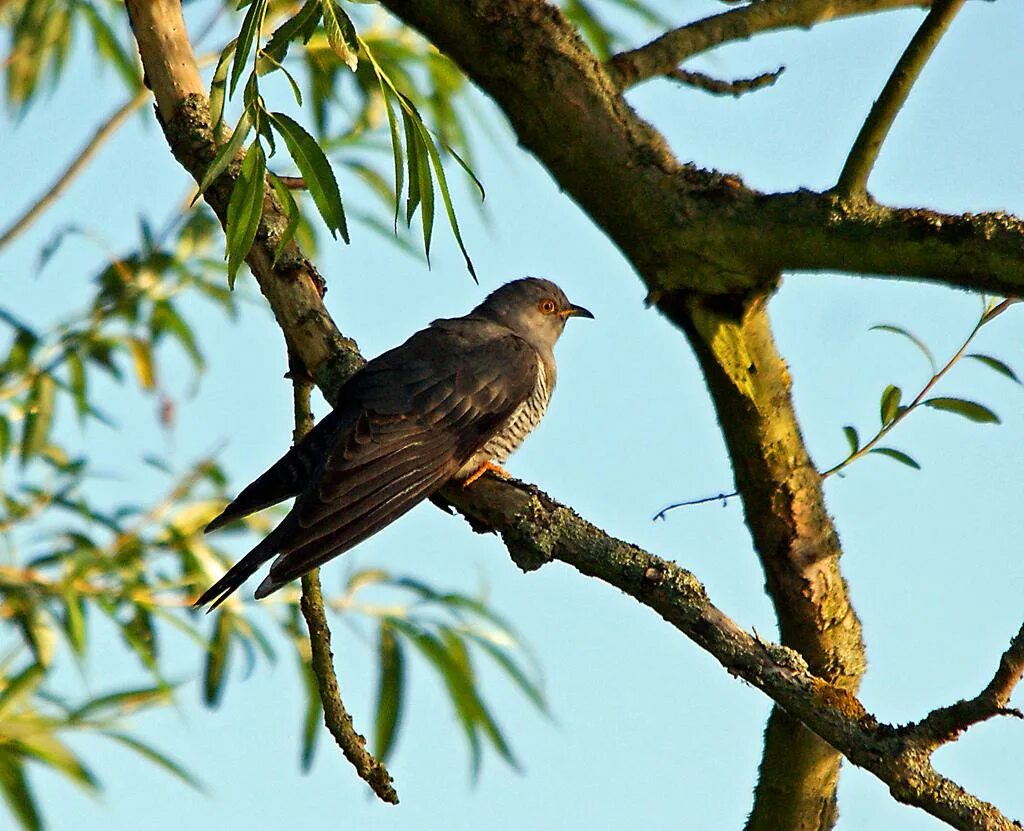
[835,0,966,199]
[908,621,1024,747]
[666,66,784,97]
[606,0,929,90]
[299,571,399,803]
[290,347,398,804]
[652,491,735,520]
[0,88,150,251]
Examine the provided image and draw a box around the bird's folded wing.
[261,327,539,587]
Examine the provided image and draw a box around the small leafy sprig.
[201,0,481,286]
[653,299,1018,520]
[824,298,1017,476]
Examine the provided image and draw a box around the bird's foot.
[462,460,511,488]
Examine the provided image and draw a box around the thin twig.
[908,621,1024,747]
[290,347,398,804]
[652,491,735,520]
[605,0,928,90]
[666,66,784,97]
[0,88,150,251]
[835,0,966,199]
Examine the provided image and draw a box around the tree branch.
[667,66,784,97]
[606,0,930,90]
[835,0,966,199]
[440,475,1019,831]
[299,570,399,803]
[0,87,149,251]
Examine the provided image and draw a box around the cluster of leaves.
[272,569,546,775]
[2,0,142,111]
[203,0,482,285]
[825,298,1018,477]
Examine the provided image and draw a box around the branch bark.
[835,0,967,198]
[606,0,931,90]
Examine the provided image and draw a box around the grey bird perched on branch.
[195,278,593,610]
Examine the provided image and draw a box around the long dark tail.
[194,534,280,611]
[205,411,349,533]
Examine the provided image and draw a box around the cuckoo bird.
[196,278,593,609]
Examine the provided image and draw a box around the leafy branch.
[823,298,1017,477]
[200,0,482,286]
[654,300,1018,519]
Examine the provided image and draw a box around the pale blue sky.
[3,2,1023,829]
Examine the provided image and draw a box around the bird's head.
[473,277,593,352]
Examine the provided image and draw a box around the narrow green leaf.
[465,632,548,715]
[65,352,88,423]
[0,417,10,461]
[966,353,1020,385]
[203,612,233,707]
[268,174,300,265]
[879,384,901,426]
[71,686,173,721]
[381,91,404,229]
[388,619,481,776]
[260,0,322,67]
[373,623,405,761]
[151,302,204,371]
[16,734,97,793]
[869,447,921,470]
[441,629,518,769]
[0,757,42,831]
[842,425,859,455]
[870,324,937,373]
[208,40,236,133]
[225,140,267,288]
[194,111,253,201]
[407,101,477,280]
[79,4,141,91]
[229,0,267,97]
[402,108,422,227]
[20,373,56,466]
[63,592,87,658]
[269,112,348,241]
[320,0,359,71]
[101,732,203,791]
[922,397,1000,424]
[447,145,486,202]
[0,664,45,720]
[126,337,156,390]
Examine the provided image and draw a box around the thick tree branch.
[835,0,966,198]
[606,0,930,90]
[440,476,1019,831]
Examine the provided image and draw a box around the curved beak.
[560,303,594,320]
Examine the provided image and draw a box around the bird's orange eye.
[539,299,556,315]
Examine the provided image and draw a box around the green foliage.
[823,299,1018,478]
[197,0,484,285]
